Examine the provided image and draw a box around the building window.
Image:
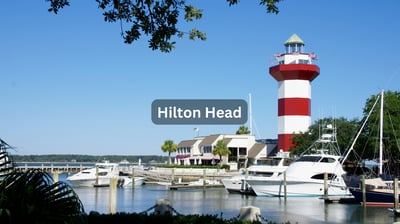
[229,147,237,156]
[203,146,212,153]
[239,147,247,156]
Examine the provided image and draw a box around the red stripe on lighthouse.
[278,98,310,116]
[270,64,320,81]
[278,133,296,151]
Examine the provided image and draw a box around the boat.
[67,160,145,187]
[168,178,223,190]
[117,172,145,188]
[342,90,400,206]
[247,124,351,197]
[221,151,291,195]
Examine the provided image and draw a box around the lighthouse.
[269,34,320,151]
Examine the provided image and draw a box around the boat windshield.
[257,158,282,166]
[97,165,115,169]
[296,156,321,162]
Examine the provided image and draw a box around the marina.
[60,173,400,224]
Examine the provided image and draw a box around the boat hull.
[68,177,111,187]
[221,178,255,195]
[248,178,350,197]
[349,188,399,207]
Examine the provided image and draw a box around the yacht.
[247,125,351,197]
[221,151,291,194]
[67,161,144,187]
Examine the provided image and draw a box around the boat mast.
[249,93,253,135]
[341,93,381,164]
[379,90,384,175]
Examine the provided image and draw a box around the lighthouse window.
[298,59,309,64]
[290,45,296,53]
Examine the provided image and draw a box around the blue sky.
[1,1,399,156]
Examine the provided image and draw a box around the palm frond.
[0,169,86,224]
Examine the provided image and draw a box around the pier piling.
[109,177,117,214]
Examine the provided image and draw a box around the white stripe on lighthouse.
[277,80,311,99]
[277,116,311,135]
[277,79,312,136]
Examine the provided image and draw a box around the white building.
[176,134,277,170]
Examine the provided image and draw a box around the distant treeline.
[12,154,169,164]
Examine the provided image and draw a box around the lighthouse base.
[278,133,297,152]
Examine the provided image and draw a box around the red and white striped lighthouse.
[269,34,320,151]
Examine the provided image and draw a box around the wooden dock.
[14,162,94,173]
[323,196,359,204]
[168,183,224,190]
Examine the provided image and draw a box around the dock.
[14,162,94,173]
[168,183,224,190]
[323,196,359,204]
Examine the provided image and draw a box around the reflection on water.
[60,174,399,224]
[70,185,400,224]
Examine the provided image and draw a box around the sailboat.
[342,90,400,206]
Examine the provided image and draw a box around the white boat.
[117,173,146,187]
[67,161,145,187]
[247,125,351,197]
[221,151,291,195]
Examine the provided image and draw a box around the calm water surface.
[61,174,399,224]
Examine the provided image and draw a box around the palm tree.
[161,140,178,165]
[0,169,86,224]
[236,125,250,135]
[212,140,231,165]
[0,139,14,179]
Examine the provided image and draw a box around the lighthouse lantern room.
[269,34,320,152]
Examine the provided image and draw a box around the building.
[175,134,278,170]
[269,34,320,151]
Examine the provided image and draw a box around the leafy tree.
[161,139,177,165]
[0,169,85,224]
[212,139,231,165]
[46,0,282,52]
[235,125,250,135]
[357,90,400,171]
[290,117,360,156]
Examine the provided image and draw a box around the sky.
[1,1,399,156]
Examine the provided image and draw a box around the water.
[59,174,399,224]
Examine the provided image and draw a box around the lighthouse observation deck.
[270,33,319,82]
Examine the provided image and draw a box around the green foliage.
[46,0,282,52]
[227,0,281,13]
[0,139,14,177]
[236,125,250,135]
[358,91,400,169]
[13,154,168,163]
[212,140,231,164]
[0,169,85,224]
[46,0,70,14]
[161,140,178,165]
[290,117,360,156]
